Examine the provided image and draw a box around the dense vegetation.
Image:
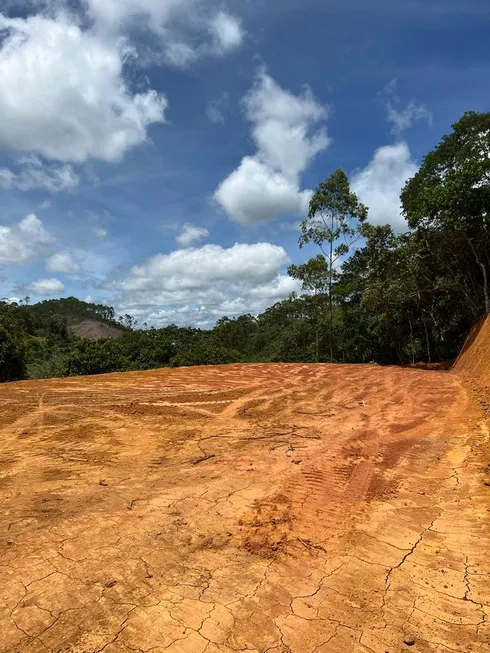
[1,111,489,381]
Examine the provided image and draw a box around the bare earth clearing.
[1,360,490,652]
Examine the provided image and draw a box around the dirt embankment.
[454,315,490,390]
[0,356,489,652]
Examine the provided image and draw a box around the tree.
[288,256,329,361]
[0,314,26,382]
[293,168,368,361]
[402,111,490,313]
[119,314,137,330]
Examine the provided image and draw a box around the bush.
[170,342,242,367]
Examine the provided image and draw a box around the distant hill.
[69,319,124,341]
[19,297,120,326]
[0,297,130,380]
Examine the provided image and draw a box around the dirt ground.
[1,362,490,652]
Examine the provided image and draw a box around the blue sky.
[0,0,489,327]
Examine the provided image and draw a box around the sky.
[0,0,489,328]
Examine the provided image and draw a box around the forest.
[1,111,489,382]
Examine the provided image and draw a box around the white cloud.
[244,72,328,177]
[163,41,197,67]
[0,13,167,163]
[46,251,82,275]
[117,242,288,291]
[18,277,65,297]
[0,214,54,265]
[209,12,244,53]
[106,241,301,327]
[85,1,243,63]
[85,0,185,29]
[216,157,312,225]
[176,224,209,247]
[388,101,432,136]
[0,157,79,192]
[352,142,418,230]
[384,79,432,136]
[215,70,329,224]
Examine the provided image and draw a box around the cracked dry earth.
[1,363,490,653]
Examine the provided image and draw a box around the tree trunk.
[315,324,319,363]
[422,313,431,363]
[408,314,415,364]
[328,220,334,363]
[467,236,490,314]
[481,262,490,314]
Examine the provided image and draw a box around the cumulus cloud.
[17,277,65,297]
[352,142,418,230]
[46,251,82,275]
[0,214,54,265]
[0,0,244,192]
[176,224,209,247]
[216,157,312,225]
[0,157,79,192]
[116,242,288,291]
[106,241,301,327]
[0,13,167,163]
[215,71,329,224]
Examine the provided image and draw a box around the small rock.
[105,579,117,588]
[292,459,302,465]
[403,636,416,646]
[99,480,108,486]
[419,491,425,495]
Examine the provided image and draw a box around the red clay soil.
[454,315,490,389]
[1,361,489,652]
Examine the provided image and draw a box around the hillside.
[0,297,128,380]
[69,319,124,341]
